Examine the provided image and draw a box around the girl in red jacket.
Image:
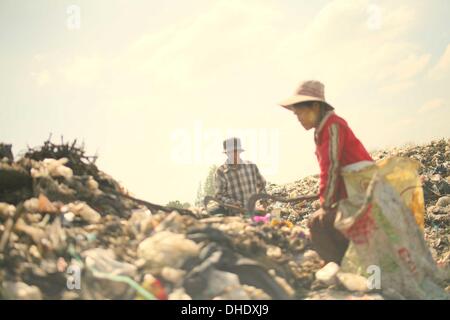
[280,80,373,264]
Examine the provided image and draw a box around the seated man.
[211,137,266,215]
[279,80,374,264]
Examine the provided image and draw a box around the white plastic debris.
[168,288,192,300]
[137,231,200,270]
[63,212,75,222]
[81,248,138,300]
[271,208,282,219]
[336,272,370,292]
[297,249,322,265]
[436,196,450,208]
[315,262,340,285]
[14,218,46,245]
[0,203,15,218]
[206,270,244,298]
[241,285,272,300]
[127,208,153,237]
[23,198,39,213]
[87,176,102,195]
[63,202,101,224]
[29,245,42,259]
[266,246,282,259]
[83,248,137,277]
[161,267,186,286]
[31,158,73,179]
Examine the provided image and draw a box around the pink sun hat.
[279,80,334,110]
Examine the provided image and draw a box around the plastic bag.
[137,231,200,270]
[341,157,425,229]
[81,248,138,299]
[335,170,448,299]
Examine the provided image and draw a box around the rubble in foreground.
[0,139,449,300]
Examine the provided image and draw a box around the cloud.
[274,0,428,98]
[377,53,431,92]
[59,56,105,86]
[30,69,51,87]
[395,117,415,127]
[37,0,431,99]
[379,80,415,94]
[30,54,105,88]
[418,98,445,114]
[428,43,450,80]
[130,0,281,88]
[43,0,282,100]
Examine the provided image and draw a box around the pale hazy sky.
[1,0,449,205]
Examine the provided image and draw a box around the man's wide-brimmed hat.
[223,137,244,153]
[279,80,334,110]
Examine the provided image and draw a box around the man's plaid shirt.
[214,160,266,208]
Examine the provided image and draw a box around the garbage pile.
[265,138,450,298]
[0,139,449,300]
[0,140,323,300]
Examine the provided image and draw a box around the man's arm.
[317,123,344,209]
[254,165,266,194]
